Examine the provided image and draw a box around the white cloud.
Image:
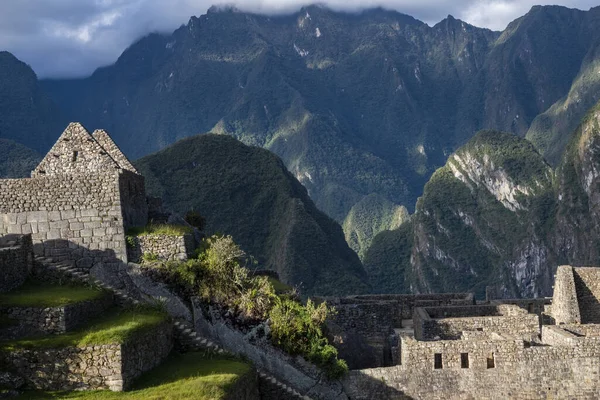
[0,0,596,78]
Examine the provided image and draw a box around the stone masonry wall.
[0,172,127,264]
[0,322,172,392]
[0,234,33,293]
[573,267,600,323]
[127,233,195,263]
[0,294,113,338]
[343,356,600,400]
[551,265,581,324]
[414,305,539,341]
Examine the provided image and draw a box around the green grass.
[126,224,193,237]
[0,281,106,308]
[14,352,252,399]
[0,308,168,351]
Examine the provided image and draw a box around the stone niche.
[1,322,173,392]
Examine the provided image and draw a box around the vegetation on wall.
[147,235,348,379]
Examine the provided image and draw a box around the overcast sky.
[0,0,596,79]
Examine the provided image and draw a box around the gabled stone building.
[0,122,148,267]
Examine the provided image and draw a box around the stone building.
[0,122,148,267]
[338,266,600,399]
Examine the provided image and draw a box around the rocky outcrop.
[366,106,600,298]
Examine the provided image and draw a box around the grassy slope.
[0,308,167,350]
[136,133,369,296]
[15,353,252,400]
[0,281,106,308]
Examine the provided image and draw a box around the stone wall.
[127,233,195,263]
[343,356,600,400]
[551,265,582,324]
[414,305,539,341]
[0,294,113,338]
[325,300,397,368]
[330,293,474,320]
[573,267,600,323]
[0,234,33,293]
[0,172,128,264]
[1,321,172,392]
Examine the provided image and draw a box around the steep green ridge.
[0,52,64,153]
[136,133,369,296]
[342,193,408,260]
[366,102,600,298]
[0,139,40,178]
[40,5,600,252]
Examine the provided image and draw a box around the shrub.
[141,252,159,263]
[147,234,347,379]
[127,224,193,237]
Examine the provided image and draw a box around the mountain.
[39,5,600,253]
[365,101,600,299]
[135,133,370,296]
[0,52,64,153]
[0,139,41,178]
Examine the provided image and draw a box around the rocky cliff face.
[366,105,600,298]
[40,5,600,255]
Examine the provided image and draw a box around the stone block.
[28,209,49,222]
[61,210,76,220]
[80,229,93,238]
[93,228,106,237]
[48,211,62,222]
[70,222,84,231]
[81,209,99,218]
[47,230,61,240]
[7,225,22,234]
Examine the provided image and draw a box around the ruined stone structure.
[339,265,600,399]
[0,123,147,267]
[127,233,196,263]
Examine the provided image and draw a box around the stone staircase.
[33,256,314,400]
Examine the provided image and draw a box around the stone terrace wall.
[0,322,172,392]
[0,294,113,338]
[0,234,33,293]
[0,172,127,264]
[414,305,539,341]
[573,267,600,323]
[551,265,581,324]
[1,344,124,391]
[127,233,195,263]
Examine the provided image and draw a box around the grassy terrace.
[0,281,107,308]
[14,352,252,400]
[0,307,168,351]
[126,224,193,237]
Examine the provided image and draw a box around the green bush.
[127,224,193,237]
[141,252,159,263]
[150,235,347,379]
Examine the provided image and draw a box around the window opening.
[487,353,495,369]
[434,353,442,369]
[461,353,469,368]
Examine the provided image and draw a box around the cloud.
[0,0,596,78]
